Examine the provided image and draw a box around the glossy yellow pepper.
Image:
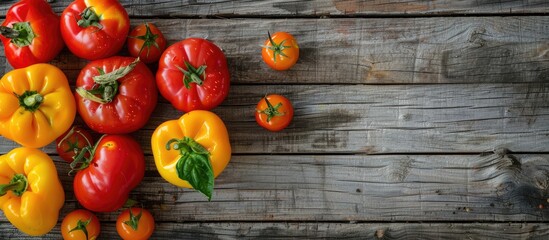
[0,63,76,148]
[151,110,231,200]
[0,147,65,236]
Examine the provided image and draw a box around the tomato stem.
[176,61,207,89]
[68,217,92,240]
[166,137,214,201]
[78,7,102,29]
[128,23,160,59]
[257,96,285,122]
[0,174,28,197]
[57,127,94,161]
[76,58,140,104]
[16,91,43,112]
[263,31,291,63]
[0,22,35,47]
[69,135,105,175]
[123,207,143,231]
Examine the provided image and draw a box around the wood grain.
[2,222,549,239]
[1,0,548,17]
[1,17,546,84]
[2,152,548,223]
[2,152,549,239]
[1,83,547,154]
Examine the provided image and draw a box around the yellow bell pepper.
[0,147,65,236]
[151,110,231,200]
[0,63,76,148]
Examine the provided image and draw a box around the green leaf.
[176,153,214,201]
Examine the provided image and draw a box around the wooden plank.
[2,152,548,223]
[2,1,548,17]
[2,222,549,239]
[1,17,545,84]
[1,83,547,154]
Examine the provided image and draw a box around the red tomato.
[157,38,230,112]
[55,126,94,163]
[75,56,157,134]
[60,0,130,60]
[255,94,294,131]
[73,135,145,212]
[116,208,155,240]
[261,32,299,71]
[61,209,101,240]
[127,23,167,64]
[0,0,64,68]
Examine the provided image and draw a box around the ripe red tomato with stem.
[255,94,294,131]
[72,134,145,212]
[127,23,167,63]
[60,0,130,60]
[156,38,230,112]
[261,32,299,71]
[56,126,94,163]
[75,56,157,134]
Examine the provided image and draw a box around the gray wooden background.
[1,0,549,239]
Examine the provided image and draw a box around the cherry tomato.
[116,208,155,240]
[255,94,294,131]
[261,32,299,71]
[61,209,100,240]
[127,23,167,64]
[56,126,94,163]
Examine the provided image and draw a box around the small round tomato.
[116,208,155,240]
[61,209,100,240]
[127,23,167,63]
[56,126,94,163]
[255,94,294,131]
[261,32,299,71]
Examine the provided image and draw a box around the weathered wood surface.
[1,83,547,154]
[2,17,546,84]
[1,1,548,239]
[2,222,549,239]
[2,0,549,17]
[0,150,549,239]
[1,152,548,224]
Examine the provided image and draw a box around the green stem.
[17,91,43,112]
[257,96,284,122]
[123,208,143,231]
[76,58,140,104]
[0,174,28,197]
[166,137,214,200]
[57,127,94,162]
[69,135,105,176]
[77,7,103,29]
[0,22,35,47]
[68,217,92,240]
[128,23,160,58]
[0,26,19,38]
[262,31,291,63]
[175,61,207,89]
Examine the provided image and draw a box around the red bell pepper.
[0,0,64,68]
